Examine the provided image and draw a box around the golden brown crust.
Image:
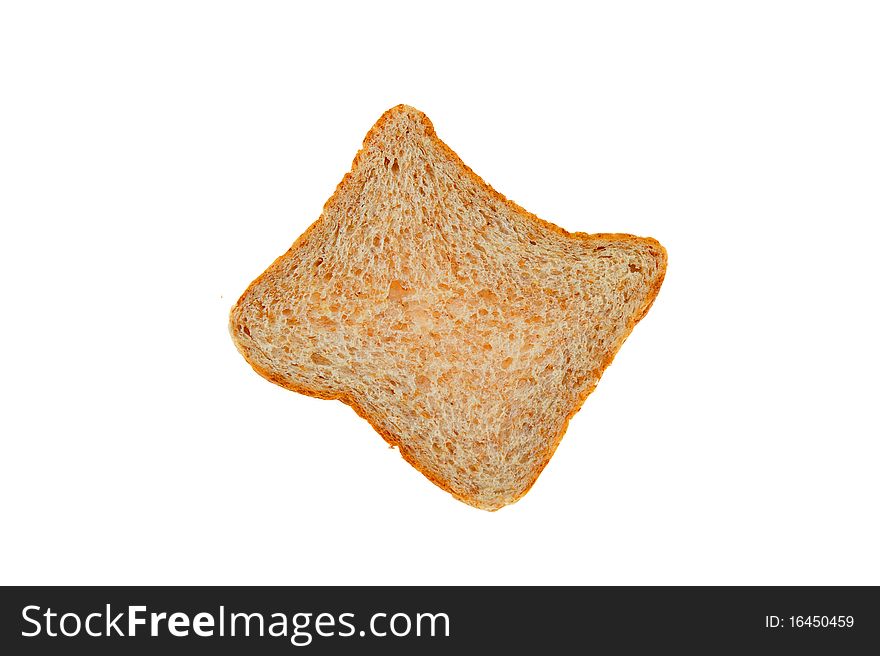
[229,104,667,511]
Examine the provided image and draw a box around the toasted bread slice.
[230,105,667,510]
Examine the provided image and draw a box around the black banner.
[1,586,877,654]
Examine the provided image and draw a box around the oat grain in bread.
[230,105,667,510]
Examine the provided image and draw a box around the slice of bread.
[230,105,667,510]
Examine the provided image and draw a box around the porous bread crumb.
[230,105,667,510]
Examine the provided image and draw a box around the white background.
[2,2,878,585]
